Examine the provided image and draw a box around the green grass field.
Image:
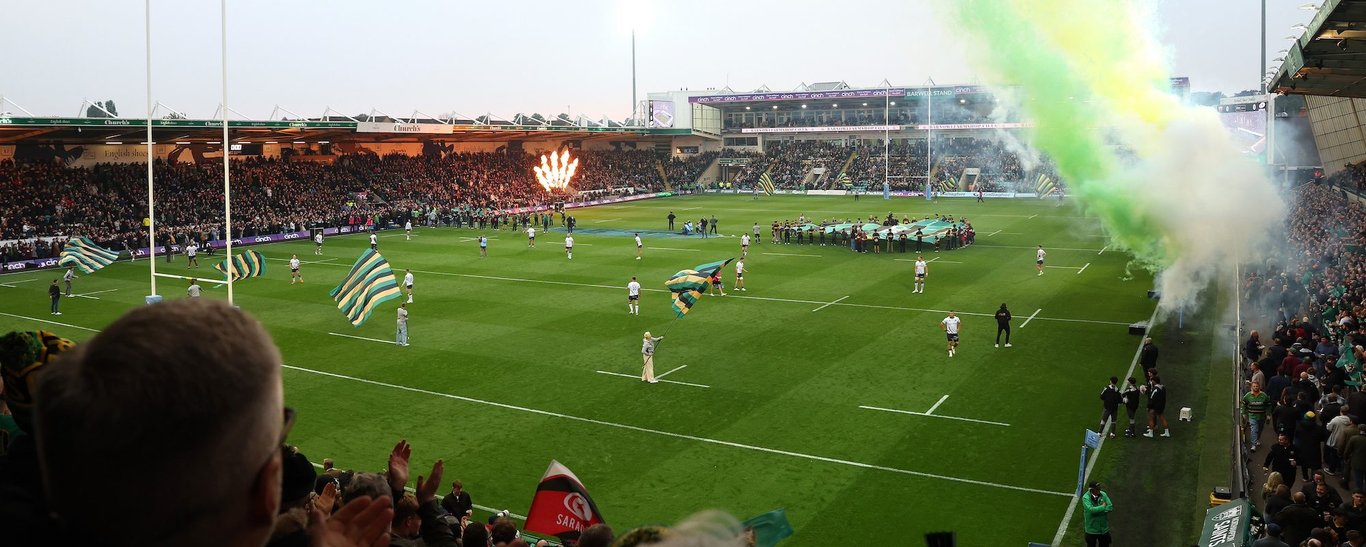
[0,195,1162,545]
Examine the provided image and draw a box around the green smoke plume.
[945,0,1284,309]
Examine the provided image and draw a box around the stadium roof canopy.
[1270,0,1366,97]
[0,114,687,145]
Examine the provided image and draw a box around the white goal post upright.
[144,0,157,297]
[220,0,234,305]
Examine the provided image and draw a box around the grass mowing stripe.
[282,363,1072,498]
[1050,302,1162,546]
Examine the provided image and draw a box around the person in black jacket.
[1099,376,1122,438]
[1121,377,1142,438]
[994,303,1012,348]
[1295,412,1325,481]
[441,481,472,518]
[1139,337,1159,373]
[1274,492,1319,547]
[47,280,61,316]
[1143,375,1170,438]
[1266,433,1302,489]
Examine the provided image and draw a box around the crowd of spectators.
[662,151,718,185]
[1240,181,1366,546]
[720,103,1020,131]
[0,148,717,261]
[724,138,1031,191]
[0,299,756,547]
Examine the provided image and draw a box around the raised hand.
[387,440,412,495]
[309,495,394,547]
[415,459,445,503]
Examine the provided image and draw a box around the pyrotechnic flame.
[534,149,579,192]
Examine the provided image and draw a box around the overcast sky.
[0,0,1317,120]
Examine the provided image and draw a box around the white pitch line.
[71,288,120,300]
[1077,263,1091,275]
[679,206,702,210]
[1098,245,1108,255]
[926,395,950,415]
[592,218,623,223]
[858,405,1011,427]
[974,244,1106,252]
[266,257,337,265]
[0,311,102,332]
[283,364,1064,497]
[327,332,398,346]
[812,295,850,312]
[1045,265,1083,270]
[762,252,819,257]
[927,257,941,263]
[649,247,700,252]
[656,364,688,379]
[1020,308,1042,328]
[1028,214,1038,219]
[0,278,38,286]
[1052,303,1162,545]
[595,370,710,389]
[986,230,1002,237]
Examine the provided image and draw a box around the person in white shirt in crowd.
[187,278,202,298]
[627,276,641,315]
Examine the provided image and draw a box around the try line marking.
[595,370,710,389]
[282,364,1066,497]
[1052,302,1162,545]
[812,295,850,312]
[327,332,397,346]
[1020,308,1042,328]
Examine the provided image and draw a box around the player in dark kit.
[994,303,1012,348]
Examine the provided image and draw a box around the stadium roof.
[1270,0,1366,97]
[0,115,689,145]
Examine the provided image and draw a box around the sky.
[0,0,1320,121]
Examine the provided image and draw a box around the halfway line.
[1020,308,1042,328]
[283,364,1066,497]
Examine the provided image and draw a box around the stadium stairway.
[655,159,670,192]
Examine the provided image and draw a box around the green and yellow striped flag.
[758,172,777,196]
[57,237,118,274]
[665,259,732,318]
[330,249,402,327]
[836,172,851,187]
[212,250,267,281]
[1035,173,1056,198]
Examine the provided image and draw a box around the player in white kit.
[740,234,750,256]
[404,269,415,303]
[565,235,574,260]
[913,256,928,293]
[635,233,643,260]
[627,276,641,315]
[941,311,961,357]
[289,255,303,284]
[369,233,378,251]
[1036,245,1047,276]
[396,302,409,346]
[527,226,536,248]
[405,220,413,240]
[314,232,324,255]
